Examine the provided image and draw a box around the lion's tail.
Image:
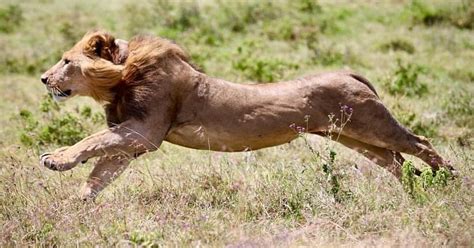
[348,73,379,98]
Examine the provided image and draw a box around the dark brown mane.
[107,35,193,124]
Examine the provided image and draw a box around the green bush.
[15,95,104,149]
[128,230,163,246]
[385,59,428,97]
[443,91,474,128]
[321,149,351,203]
[380,39,415,54]
[0,4,23,33]
[409,0,474,29]
[392,104,438,138]
[409,0,446,26]
[296,0,322,14]
[238,1,281,25]
[163,2,201,31]
[312,45,345,66]
[402,161,450,203]
[232,42,299,83]
[450,2,474,29]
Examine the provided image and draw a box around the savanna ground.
[0,0,473,246]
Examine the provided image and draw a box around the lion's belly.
[165,123,299,152]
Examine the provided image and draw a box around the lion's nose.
[41,76,48,84]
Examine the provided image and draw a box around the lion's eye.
[64,59,71,64]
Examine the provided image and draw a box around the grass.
[0,0,473,246]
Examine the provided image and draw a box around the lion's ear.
[113,39,129,64]
[85,32,116,62]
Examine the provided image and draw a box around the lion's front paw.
[40,148,78,171]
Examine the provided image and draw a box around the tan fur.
[40,31,455,200]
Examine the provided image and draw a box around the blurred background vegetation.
[0,0,473,246]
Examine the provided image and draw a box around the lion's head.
[41,31,129,102]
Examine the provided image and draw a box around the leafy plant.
[0,4,23,33]
[409,0,474,29]
[409,0,446,26]
[312,45,345,66]
[15,95,104,149]
[296,0,322,14]
[443,91,474,128]
[296,108,353,204]
[322,150,343,202]
[380,39,415,54]
[402,160,417,196]
[386,59,428,97]
[232,42,299,82]
[402,161,451,203]
[128,231,163,246]
[393,106,438,138]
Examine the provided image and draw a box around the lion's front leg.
[40,120,163,171]
[40,146,78,171]
[80,155,131,201]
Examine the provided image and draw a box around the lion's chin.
[52,94,69,102]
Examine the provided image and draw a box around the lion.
[40,31,455,200]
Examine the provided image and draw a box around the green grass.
[0,0,473,246]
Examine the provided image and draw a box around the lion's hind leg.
[80,155,131,201]
[343,98,454,174]
[346,126,454,174]
[333,135,421,179]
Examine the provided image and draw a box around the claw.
[40,153,59,171]
[40,153,51,160]
[40,154,49,167]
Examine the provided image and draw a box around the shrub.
[318,8,353,35]
[165,3,201,31]
[392,104,438,138]
[263,18,298,41]
[409,0,445,26]
[239,1,281,25]
[190,24,224,46]
[313,46,345,66]
[380,39,415,54]
[232,42,299,82]
[128,231,163,246]
[298,111,353,204]
[402,161,450,203]
[321,149,350,203]
[296,0,322,14]
[450,2,474,29]
[409,0,474,29]
[0,4,23,33]
[15,95,104,149]
[442,91,474,128]
[385,59,428,97]
[402,160,417,196]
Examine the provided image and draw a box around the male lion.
[40,31,454,200]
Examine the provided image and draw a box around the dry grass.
[0,0,473,246]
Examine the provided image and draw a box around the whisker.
[53,86,67,97]
[54,87,64,95]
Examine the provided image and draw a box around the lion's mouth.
[58,89,72,97]
[48,87,72,102]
